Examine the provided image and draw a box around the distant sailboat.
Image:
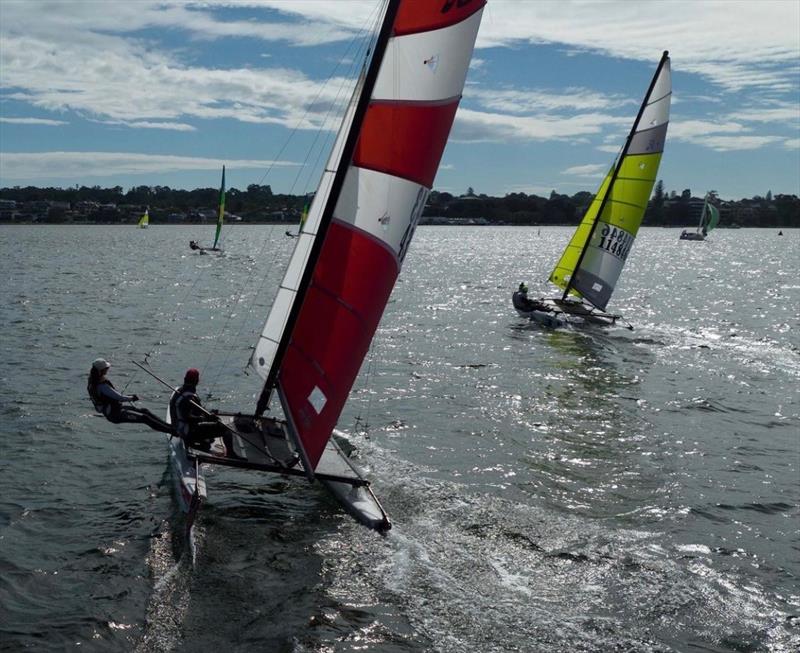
[680,192,720,241]
[285,202,308,238]
[190,166,225,253]
[513,51,672,328]
[161,0,485,535]
[137,207,149,229]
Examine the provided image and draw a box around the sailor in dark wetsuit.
[189,240,200,250]
[512,282,551,313]
[88,358,172,433]
[170,368,237,455]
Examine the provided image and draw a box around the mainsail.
[701,194,720,234]
[549,51,672,311]
[251,0,485,472]
[138,208,149,228]
[213,165,225,250]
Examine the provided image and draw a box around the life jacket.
[88,379,117,416]
[170,384,200,437]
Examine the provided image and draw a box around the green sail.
[213,165,225,249]
[705,203,720,233]
[549,52,671,311]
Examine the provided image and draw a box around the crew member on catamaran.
[88,359,172,433]
[170,368,232,453]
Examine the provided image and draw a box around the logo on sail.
[424,54,439,73]
[308,386,327,414]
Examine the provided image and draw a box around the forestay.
[549,52,672,311]
[251,0,485,471]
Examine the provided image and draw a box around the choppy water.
[1,225,798,652]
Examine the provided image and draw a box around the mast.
[561,50,670,304]
[255,0,401,417]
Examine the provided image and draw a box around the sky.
[1,0,798,201]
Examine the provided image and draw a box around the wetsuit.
[170,383,229,450]
[90,380,173,434]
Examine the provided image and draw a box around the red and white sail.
[251,0,485,471]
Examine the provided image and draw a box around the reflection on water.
[0,226,798,652]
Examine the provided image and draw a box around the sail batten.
[550,52,671,311]
[251,0,485,471]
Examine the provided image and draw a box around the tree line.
[1,182,798,227]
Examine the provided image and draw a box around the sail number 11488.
[596,223,634,261]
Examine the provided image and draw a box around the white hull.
[165,409,389,533]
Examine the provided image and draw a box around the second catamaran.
[514,51,672,328]
[189,165,225,253]
[680,192,720,241]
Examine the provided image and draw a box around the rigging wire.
[197,3,384,399]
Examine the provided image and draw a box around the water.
[1,225,797,652]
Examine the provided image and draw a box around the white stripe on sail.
[373,9,484,102]
[334,166,428,259]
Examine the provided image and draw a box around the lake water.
[0,225,798,652]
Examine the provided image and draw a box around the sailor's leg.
[115,406,174,434]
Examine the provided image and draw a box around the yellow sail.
[137,208,149,228]
[549,52,671,311]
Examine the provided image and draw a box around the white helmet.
[92,358,111,371]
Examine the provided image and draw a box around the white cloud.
[701,135,784,151]
[469,87,635,115]
[0,151,297,181]
[475,1,799,93]
[784,138,800,150]
[561,163,608,177]
[0,117,68,126]
[452,108,628,143]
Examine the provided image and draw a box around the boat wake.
[133,518,195,653]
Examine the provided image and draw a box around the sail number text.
[596,223,634,261]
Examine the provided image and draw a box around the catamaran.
[679,192,720,241]
[190,166,226,253]
[285,202,308,238]
[164,0,486,535]
[514,51,672,328]
[137,207,149,229]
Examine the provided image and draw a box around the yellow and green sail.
[550,52,671,311]
[138,207,149,228]
[212,165,225,249]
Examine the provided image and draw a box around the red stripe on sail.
[354,100,460,188]
[394,0,486,36]
[279,222,399,469]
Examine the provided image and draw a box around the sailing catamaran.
[165,0,486,534]
[137,207,149,229]
[513,51,672,328]
[680,192,720,240]
[189,166,226,253]
[285,202,308,238]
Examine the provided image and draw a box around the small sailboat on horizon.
[137,207,149,229]
[680,192,720,241]
[190,165,226,254]
[513,51,672,329]
[285,202,308,238]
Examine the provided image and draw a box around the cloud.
[0,151,297,181]
[561,163,608,177]
[0,116,68,126]
[469,87,636,115]
[474,1,799,93]
[701,135,784,151]
[784,138,800,150]
[452,108,628,143]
